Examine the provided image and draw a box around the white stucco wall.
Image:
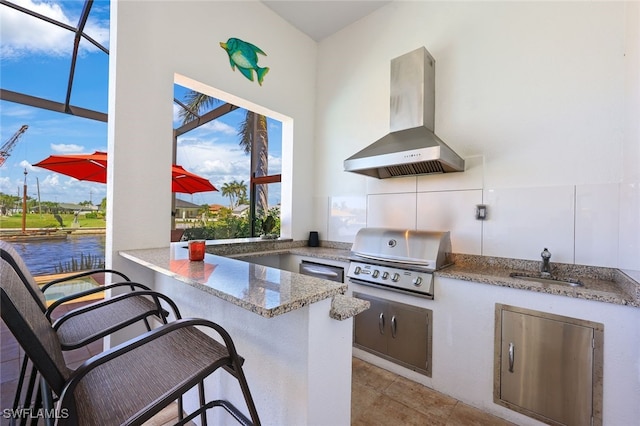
[314,1,640,271]
[317,1,626,191]
[107,0,318,272]
[620,2,640,272]
[624,1,640,184]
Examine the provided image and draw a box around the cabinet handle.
[508,342,515,373]
[391,315,397,338]
[378,313,385,334]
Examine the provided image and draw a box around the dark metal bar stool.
[1,256,261,426]
[0,241,180,421]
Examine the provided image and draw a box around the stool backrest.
[0,256,70,394]
[0,241,48,311]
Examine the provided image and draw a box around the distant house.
[232,204,250,217]
[174,198,201,219]
[57,203,99,214]
[209,204,225,215]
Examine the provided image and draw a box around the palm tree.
[239,112,268,214]
[198,204,210,217]
[220,180,248,209]
[234,180,249,206]
[221,181,238,208]
[179,92,269,214]
[178,92,218,123]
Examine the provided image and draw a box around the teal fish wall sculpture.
[220,38,270,86]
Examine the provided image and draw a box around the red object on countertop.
[188,240,206,261]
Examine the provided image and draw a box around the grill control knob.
[391,273,400,282]
[412,277,423,287]
[372,270,380,278]
[382,272,389,280]
[354,266,362,275]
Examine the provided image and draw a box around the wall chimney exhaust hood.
[344,47,465,179]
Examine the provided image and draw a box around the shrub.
[54,253,105,274]
[181,207,280,241]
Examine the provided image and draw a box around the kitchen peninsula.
[119,241,368,425]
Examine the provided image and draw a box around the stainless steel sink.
[509,273,583,287]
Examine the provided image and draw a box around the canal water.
[9,234,106,276]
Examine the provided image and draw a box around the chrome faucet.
[540,248,552,277]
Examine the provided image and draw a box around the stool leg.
[12,355,29,409]
[199,381,208,426]
[234,364,260,426]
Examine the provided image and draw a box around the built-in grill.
[347,228,452,299]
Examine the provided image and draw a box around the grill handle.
[391,315,397,338]
[508,342,515,373]
[352,252,431,267]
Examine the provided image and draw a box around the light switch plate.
[476,204,487,220]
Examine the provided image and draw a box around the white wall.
[316,1,640,270]
[107,0,318,272]
[620,2,640,273]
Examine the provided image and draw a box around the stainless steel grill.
[347,228,452,298]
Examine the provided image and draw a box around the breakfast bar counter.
[119,243,357,425]
[119,244,348,317]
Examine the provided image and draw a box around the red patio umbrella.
[33,151,108,183]
[33,151,217,194]
[171,165,217,194]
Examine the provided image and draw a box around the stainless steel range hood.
[344,47,465,179]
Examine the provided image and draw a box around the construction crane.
[0,125,29,167]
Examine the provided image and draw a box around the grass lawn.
[0,213,106,229]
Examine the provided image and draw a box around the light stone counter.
[438,254,640,307]
[211,240,640,308]
[119,244,348,318]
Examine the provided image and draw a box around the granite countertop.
[210,240,640,308]
[437,254,640,308]
[119,244,351,319]
[205,238,353,263]
[122,240,639,320]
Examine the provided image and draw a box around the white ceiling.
[262,1,390,41]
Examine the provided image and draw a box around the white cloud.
[0,176,13,195]
[41,173,60,187]
[0,0,109,59]
[179,140,249,176]
[174,117,238,138]
[268,154,282,172]
[50,143,85,153]
[36,172,106,204]
[19,159,36,172]
[0,104,35,119]
[172,103,182,125]
[201,120,237,135]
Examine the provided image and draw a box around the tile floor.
[351,358,515,425]
[2,301,515,426]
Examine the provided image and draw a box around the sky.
[0,0,282,208]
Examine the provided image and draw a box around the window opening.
[173,83,282,239]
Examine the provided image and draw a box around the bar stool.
[0,241,180,417]
[1,256,261,425]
